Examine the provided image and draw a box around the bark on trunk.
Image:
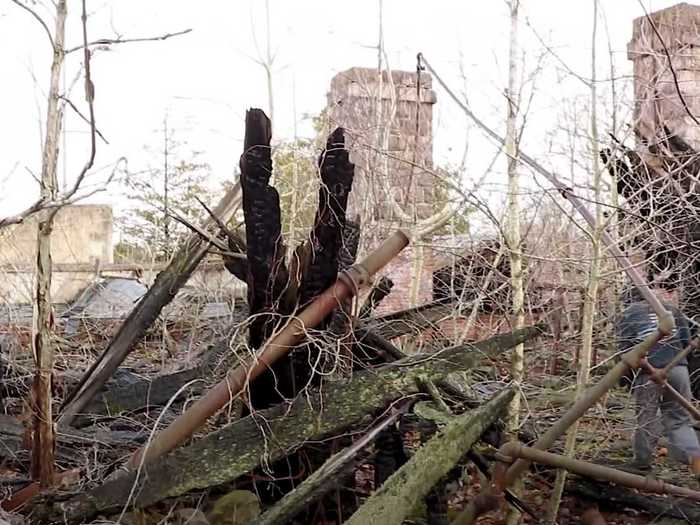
[30,0,67,487]
[504,4,524,522]
[30,326,540,524]
[345,389,514,525]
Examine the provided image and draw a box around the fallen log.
[253,401,408,525]
[59,182,244,427]
[29,326,541,524]
[568,477,700,522]
[0,414,146,467]
[73,335,241,425]
[369,298,453,341]
[344,389,514,525]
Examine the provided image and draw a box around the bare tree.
[504,2,524,524]
[27,0,67,487]
[546,0,603,520]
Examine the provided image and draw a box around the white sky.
[0,0,686,228]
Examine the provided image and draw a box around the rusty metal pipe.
[503,328,662,486]
[128,230,409,467]
[661,337,699,378]
[640,359,700,421]
[498,442,700,501]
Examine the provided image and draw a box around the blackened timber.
[298,128,355,306]
[568,477,700,522]
[240,109,290,350]
[359,276,394,319]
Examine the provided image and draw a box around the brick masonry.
[327,68,440,312]
[628,3,700,148]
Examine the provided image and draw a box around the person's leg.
[632,373,662,468]
[661,366,700,466]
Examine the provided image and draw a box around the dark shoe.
[618,459,653,475]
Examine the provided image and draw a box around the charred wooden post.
[128,230,409,467]
[58,182,243,427]
[359,276,394,319]
[327,219,361,337]
[240,108,290,351]
[298,127,355,305]
[288,131,356,401]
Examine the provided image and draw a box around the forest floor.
[2,313,699,524]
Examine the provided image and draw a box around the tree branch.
[10,0,55,50]
[65,28,192,54]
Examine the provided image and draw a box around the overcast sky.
[0,0,685,227]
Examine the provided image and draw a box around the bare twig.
[58,95,108,144]
[9,0,54,49]
[65,28,192,54]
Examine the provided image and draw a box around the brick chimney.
[628,2,700,148]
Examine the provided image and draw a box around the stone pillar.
[327,67,437,227]
[326,68,439,313]
[628,3,700,148]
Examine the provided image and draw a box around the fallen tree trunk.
[344,389,514,525]
[369,298,453,341]
[253,401,408,525]
[568,477,700,522]
[74,336,241,425]
[59,182,244,427]
[30,326,541,524]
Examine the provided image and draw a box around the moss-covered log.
[344,389,514,525]
[253,405,404,525]
[30,326,541,524]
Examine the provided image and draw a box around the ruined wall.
[327,68,437,224]
[0,205,113,267]
[0,205,114,303]
[628,3,700,148]
[327,68,439,312]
